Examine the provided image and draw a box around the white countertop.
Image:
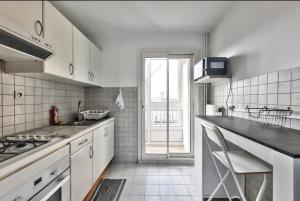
[0,117,114,181]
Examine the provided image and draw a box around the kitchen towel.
[115,88,125,110]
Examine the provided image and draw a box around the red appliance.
[50,106,58,125]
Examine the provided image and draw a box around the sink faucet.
[78,100,82,121]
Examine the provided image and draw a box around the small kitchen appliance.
[194,57,228,82]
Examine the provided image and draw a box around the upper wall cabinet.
[73,26,90,83]
[88,42,101,85]
[43,1,74,79]
[0,1,43,38]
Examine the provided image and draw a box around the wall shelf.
[194,75,230,84]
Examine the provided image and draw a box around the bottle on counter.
[50,106,58,125]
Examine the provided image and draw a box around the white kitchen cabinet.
[89,42,102,85]
[88,42,96,83]
[71,142,93,201]
[92,120,114,182]
[94,47,102,86]
[92,126,106,182]
[0,1,43,38]
[43,1,73,79]
[107,121,115,162]
[73,26,90,83]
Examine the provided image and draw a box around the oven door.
[30,169,70,201]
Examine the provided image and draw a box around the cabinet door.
[89,42,96,83]
[0,1,43,38]
[73,26,90,83]
[92,126,106,182]
[108,121,115,161]
[71,143,93,201]
[43,1,73,79]
[94,47,102,86]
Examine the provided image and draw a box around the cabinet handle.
[34,20,43,36]
[78,139,88,146]
[69,63,74,75]
[89,146,94,158]
[88,71,91,80]
[104,127,109,137]
[91,72,94,81]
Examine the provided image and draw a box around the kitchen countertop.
[196,115,300,158]
[0,117,114,180]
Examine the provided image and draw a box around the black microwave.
[194,57,228,81]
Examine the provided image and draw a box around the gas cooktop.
[0,134,57,162]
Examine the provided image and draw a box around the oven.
[30,168,70,201]
[0,146,70,201]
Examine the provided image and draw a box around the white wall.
[99,33,204,87]
[209,1,300,80]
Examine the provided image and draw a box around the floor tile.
[175,196,192,201]
[147,176,159,184]
[121,184,132,196]
[158,168,170,176]
[133,176,147,184]
[187,185,197,196]
[172,185,190,195]
[170,168,182,176]
[119,196,129,201]
[136,167,148,175]
[130,185,146,195]
[159,185,175,195]
[145,196,161,201]
[159,176,173,184]
[145,185,160,195]
[147,167,159,175]
[129,196,145,201]
[160,196,177,201]
[183,176,196,185]
[191,196,200,201]
[172,176,186,184]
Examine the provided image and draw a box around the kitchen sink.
[56,120,100,126]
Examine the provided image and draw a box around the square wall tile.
[279,69,291,82]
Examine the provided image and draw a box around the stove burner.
[15,142,27,148]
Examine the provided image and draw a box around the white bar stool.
[201,122,272,201]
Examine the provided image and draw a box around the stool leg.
[230,170,247,201]
[204,134,232,201]
[255,174,268,201]
[208,170,231,201]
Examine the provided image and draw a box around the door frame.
[138,49,196,162]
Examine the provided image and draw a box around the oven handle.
[30,169,70,201]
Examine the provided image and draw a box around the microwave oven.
[194,57,228,81]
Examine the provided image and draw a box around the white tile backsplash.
[279,69,291,82]
[0,64,84,136]
[209,66,300,130]
[268,72,278,83]
[278,82,290,94]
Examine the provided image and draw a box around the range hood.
[0,14,54,62]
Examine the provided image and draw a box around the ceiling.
[52,1,232,45]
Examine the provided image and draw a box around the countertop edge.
[195,116,300,158]
[0,117,115,180]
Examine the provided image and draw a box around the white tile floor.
[106,163,200,201]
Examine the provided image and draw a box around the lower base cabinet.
[93,120,114,182]
[70,119,114,201]
[71,142,93,201]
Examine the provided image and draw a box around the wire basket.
[80,110,109,120]
[245,105,293,127]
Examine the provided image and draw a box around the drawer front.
[70,132,92,154]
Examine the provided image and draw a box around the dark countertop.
[196,115,300,158]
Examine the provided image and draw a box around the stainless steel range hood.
[0,14,54,62]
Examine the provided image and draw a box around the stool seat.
[213,151,272,174]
